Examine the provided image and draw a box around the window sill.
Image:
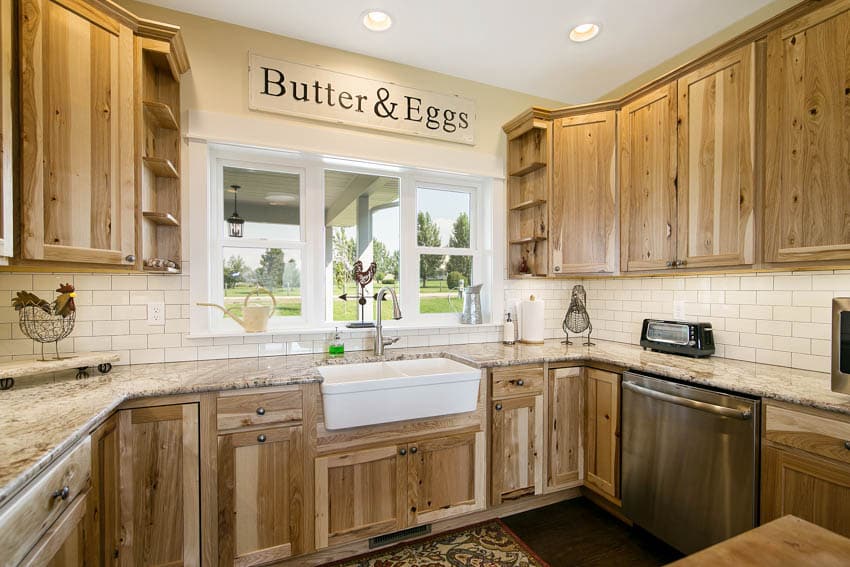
[186,320,502,341]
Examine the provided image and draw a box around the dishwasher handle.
[623,380,753,420]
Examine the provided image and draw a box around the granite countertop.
[2,339,849,509]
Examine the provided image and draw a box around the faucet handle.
[383,336,400,346]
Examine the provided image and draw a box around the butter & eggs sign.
[248,53,476,145]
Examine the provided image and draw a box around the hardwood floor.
[502,497,683,567]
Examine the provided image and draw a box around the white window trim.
[188,137,504,337]
[206,145,310,333]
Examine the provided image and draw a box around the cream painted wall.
[120,0,566,160]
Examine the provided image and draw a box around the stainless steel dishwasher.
[621,371,759,554]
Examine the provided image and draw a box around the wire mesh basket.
[18,305,76,361]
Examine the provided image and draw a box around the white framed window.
[206,146,309,333]
[193,143,498,335]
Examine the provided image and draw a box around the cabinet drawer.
[0,437,91,566]
[217,388,302,431]
[765,403,850,466]
[492,367,544,398]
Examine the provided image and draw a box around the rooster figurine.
[53,283,77,318]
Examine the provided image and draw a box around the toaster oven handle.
[623,381,752,420]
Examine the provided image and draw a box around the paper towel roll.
[520,294,545,344]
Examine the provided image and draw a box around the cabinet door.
[547,368,584,491]
[218,425,304,565]
[20,0,135,266]
[764,1,850,263]
[407,431,486,526]
[551,111,617,274]
[0,0,12,258]
[762,446,850,537]
[21,493,88,567]
[118,404,200,567]
[314,445,407,549]
[585,369,621,501]
[89,414,120,566]
[619,82,678,272]
[677,44,755,268]
[491,395,544,505]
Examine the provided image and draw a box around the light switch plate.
[147,302,165,325]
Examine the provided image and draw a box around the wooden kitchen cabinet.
[619,82,678,272]
[88,414,120,566]
[20,492,89,567]
[19,0,136,266]
[117,404,200,566]
[585,368,621,502]
[314,444,407,549]
[546,367,584,491]
[218,425,305,565]
[406,431,486,526]
[550,110,617,275]
[762,447,850,537]
[491,395,544,505]
[0,0,13,260]
[761,401,850,537]
[764,0,850,264]
[676,44,756,269]
[314,431,485,549]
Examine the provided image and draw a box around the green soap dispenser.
[328,327,344,356]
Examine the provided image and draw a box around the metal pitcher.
[460,283,484,325]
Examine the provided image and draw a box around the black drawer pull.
[517,379,524,386]
[399,448,407,456]
[495,403,502,411]
[845,440,850,451]
[52,486,70,501]
[257,434,266,443]
[256,407,265,416]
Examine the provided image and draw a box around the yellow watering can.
[197,288,277,333]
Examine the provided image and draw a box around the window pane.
[416,187,471,248]
[324,170,400,323]
[222,247,302,319]
[419,254,472,314]
[223,166,300,240]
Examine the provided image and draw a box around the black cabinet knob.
[844,440,850,451]
[495,403,502,411]
[256,407,265,415]
[52,486,70,500]
[257,434,266,443]
[410,447,418,454]
[517,379,524,386]
[399,448,407,456]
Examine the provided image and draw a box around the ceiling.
[140,0,800,103]
[222,167,398,227]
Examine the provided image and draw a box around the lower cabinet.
[115,404,200,566]
[20,492,89,567]
[761,401,850,537]
[585,368,621,502]
[218,425,304,565]
[491,395,544,504]
[315,431,485,549]
[547,367,584,490]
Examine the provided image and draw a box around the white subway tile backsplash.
[792,291,835,307]
[791,353,830,373]
[757,291,793,306]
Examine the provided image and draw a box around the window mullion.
[399,173,418,323]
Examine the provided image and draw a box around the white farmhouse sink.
[318,357,481,430]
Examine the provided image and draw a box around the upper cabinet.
[619,82,678,272]
[11,0,188,271]
[0,0,13,260]
[764,0,850,264]
[677,44,755,269]
[551,110,617,275]
[19,0,136,266]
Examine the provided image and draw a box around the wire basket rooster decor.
[562,284,594,346]
[13,284,77,361]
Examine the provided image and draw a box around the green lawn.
[220,281,461,322]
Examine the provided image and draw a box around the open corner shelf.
[142,156,179,179]
[143,100,179,130]
[509,199,547,212]
[508,162,547,177]
[143,211,179,226]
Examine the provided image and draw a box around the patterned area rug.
[324,520,550,567]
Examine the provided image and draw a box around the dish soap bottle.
[328,328,344,357]
[503,312,516,345]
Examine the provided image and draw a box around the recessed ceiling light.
[569,23,600,42]
[362,10,392,32]
[265,194,298,205]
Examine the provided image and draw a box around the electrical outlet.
[147,302,165,325]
